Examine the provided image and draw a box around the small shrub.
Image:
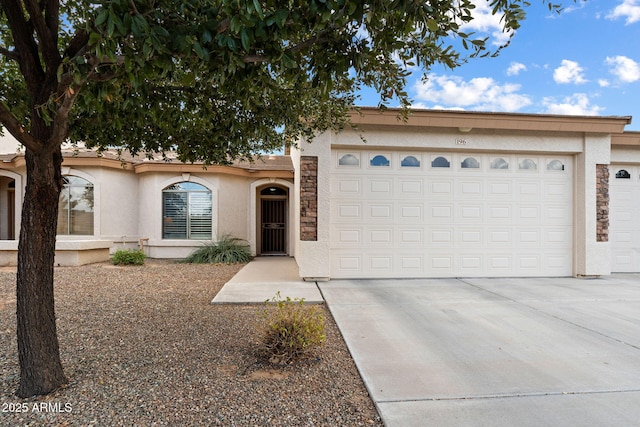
[111,249,146,265]
[184,235,252,264]
[258,292,326,365]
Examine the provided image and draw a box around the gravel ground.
[0,260,382,426]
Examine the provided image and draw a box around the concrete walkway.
[318,275,640,427]
[211,257,323,304]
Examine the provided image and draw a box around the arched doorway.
[258,185,288,255]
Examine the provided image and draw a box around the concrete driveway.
[318,275,640,426]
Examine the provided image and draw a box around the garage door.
[330,151,573,278]
[610,165,640,272]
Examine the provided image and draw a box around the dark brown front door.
[261,198,287,254]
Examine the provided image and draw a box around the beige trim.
[612,132,640,147]
[62,156,131,170]
[2,155,293,178]
[133,162,293,178]
[351,108,632,134]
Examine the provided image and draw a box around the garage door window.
[338,154,360,166]
[432,156,450,168]
[547,160,565,171]
[401,155,421,167]
[616,169,631,179]
[461,157,480,169]
[370,155,390,167]
[490,158,509,170]
[519,159,537,170]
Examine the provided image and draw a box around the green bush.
[184,235,252,264]
[111,249,146,265]
[258,292,326,365]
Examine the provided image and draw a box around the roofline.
[1,153,294,179]
[350,107,632,134]
[611,131,640,147]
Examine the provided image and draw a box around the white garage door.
[330,151,573,278]
[610,165,640,272]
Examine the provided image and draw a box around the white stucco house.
[1,108,640,278]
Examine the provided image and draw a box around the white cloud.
[607,0,640,25]
[461,1,512,47]
[605,55,640,83]
[553,60,588,84]
[413,75,532,112]
[598,79,611,87]
[542,93,604,116]
[506,62,527,76]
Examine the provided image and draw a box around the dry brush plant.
[257,293,326,365]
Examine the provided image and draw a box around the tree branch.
[0,46,19,61]
[47,87,77,149]
[0,0,45,89]
[0,102,40,152]
[23,0,61,71]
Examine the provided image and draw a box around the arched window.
[519,159,537,170]
[490,158,509,170]
[370,155,390,166]
[338,154,359,166]
[461,157,480,169]
[57,176,94,235]
[401,155,421,167]
[431,156,450,168]
[547,160,565,171]
[616,169,631,179]
[163,182,212,239]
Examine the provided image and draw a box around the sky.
[357,0,640,131]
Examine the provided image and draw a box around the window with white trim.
[162,182,212,239]
[57,176,94,235]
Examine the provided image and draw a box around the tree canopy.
[2,0,565,161]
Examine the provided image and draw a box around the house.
[1,108,640,279]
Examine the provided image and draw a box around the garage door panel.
[428,204,454,222]
[397,203,424,221]
[367,178,393,195]
[488,181,512,197]
[456,228,484,246]
[330,151,573,278]
[458,180,484,198]
[398,179,424,195]
[429,228,454,244]
[367,203,393,221]
[610,164,640,272]
[332,202,362,222]
[430,180,454,196]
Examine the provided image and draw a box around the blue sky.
[357,0,640,131]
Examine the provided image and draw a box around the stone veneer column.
[300,156,318,241]
[596,164,609,242]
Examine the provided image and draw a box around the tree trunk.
[15,145,67,398]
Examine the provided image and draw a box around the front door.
[260,187,287,255]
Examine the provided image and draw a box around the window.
[57,176,94,235]
[547,160,565,171]
[490,158,509,170]
[431,156,450,168]
[370,154,390,167]
[338,154,359,166]
[616,169,631,179]
[461,157,480,169]
[401,155,421,167]
[163,182,212,239]
[519,159,537,170]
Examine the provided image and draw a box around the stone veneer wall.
[300,156,318,241]
[596,164,609,242]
